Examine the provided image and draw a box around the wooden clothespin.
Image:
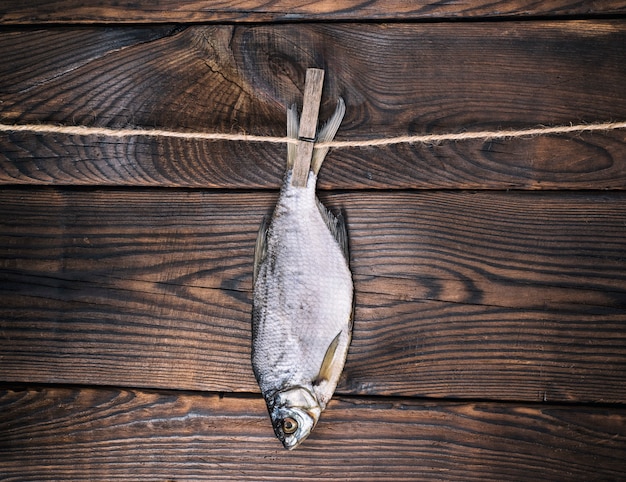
[291,68,325,187]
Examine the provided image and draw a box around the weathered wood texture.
[2,188,625,403]
[1,0,625,24]
[1,387,625,481]
[2,3,626,477]
[1,22,626,189]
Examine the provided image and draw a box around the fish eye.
[282,417,298,434]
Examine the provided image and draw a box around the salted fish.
[252,98,352,450]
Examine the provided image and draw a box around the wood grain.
[1,0,625,23]
[4,2,624,478]
[1,386,625,481]
[1,188,625,402]
[1,22,625,189]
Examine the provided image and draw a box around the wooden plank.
[1,386,625,480]
[1,188,625,402]
[0,26,180,95]
[1,22,626,190]
[1,0,625,24]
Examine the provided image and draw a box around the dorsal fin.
[316,198,349,263]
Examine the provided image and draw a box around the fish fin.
[316,198,350,263]
[334,210,350,263]
[253,215,270,284]
[311,97,346,174]
[286,104,299,170]
[315,332,342,385]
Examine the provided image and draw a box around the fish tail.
[286,104,299,169]
[311,97,346,175]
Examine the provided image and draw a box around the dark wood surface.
[1,3,626,480]
[1,22,626,189]
[1,188,625,403]
[1,0,625,23]
[1,387,625,481]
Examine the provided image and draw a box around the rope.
[0,123,290,144]
[1,120,625,148]
[322,121,626,147]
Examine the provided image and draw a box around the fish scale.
[254,171,351,389]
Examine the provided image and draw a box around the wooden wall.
[1,1,626,480]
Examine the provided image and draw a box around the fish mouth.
[272,406,318,450]
[268,386,322,450]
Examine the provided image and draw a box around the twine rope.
[1,120,625,148]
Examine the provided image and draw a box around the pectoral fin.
[315,332,342,385]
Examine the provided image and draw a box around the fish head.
[268,386,322,450]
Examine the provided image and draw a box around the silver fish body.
[252,99,352,450]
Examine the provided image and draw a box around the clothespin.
[291,68,325,187]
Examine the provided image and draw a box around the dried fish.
[252,98,352,449]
